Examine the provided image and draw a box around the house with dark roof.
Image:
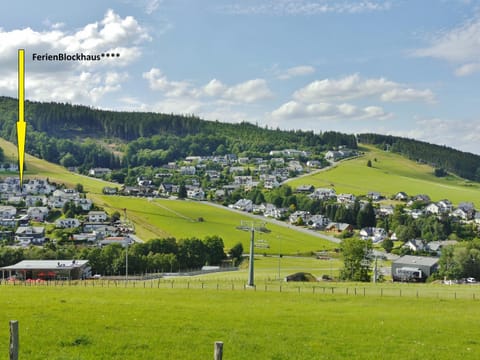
[15,226,45,246]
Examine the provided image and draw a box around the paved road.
[203,201,341,244]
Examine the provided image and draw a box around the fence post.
[214,341,223,360]
[10,320,19,360]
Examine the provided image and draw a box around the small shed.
[392,255,439,282]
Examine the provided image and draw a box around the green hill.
[287,145,480,206]
[0,137,334,253]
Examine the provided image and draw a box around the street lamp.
[277,235,282,281]
[125,236,129,281]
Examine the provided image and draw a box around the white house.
[187,188,205,200]
[27,207,49,222]
[52,189,78,200]
[308,215,330,230]
[289,211,310,224]
[425,203,440,215]
[360,227,387,243]
[88,211,108,222]
[88,168,112,177]
[403,239,426,252]
[437,200,453,213]
[74,198,93,211]
[309,188,336,201]
[25,195,47,207]
[55,218,81,229]
[394,192,408,201]
[23,179,55,194]
[337,193,356,204]
[451,208,468,220]
[48,196,69,209]
[230,199,253,212]
[0,206,16,219]
[180,166,196,175]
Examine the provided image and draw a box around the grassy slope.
[94,195,334,253]
[288,145,480,205]
[0,137,113,195]
[0,138,334,253]
[4,137,480,252]
[1,285,480,359]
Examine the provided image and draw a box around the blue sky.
[1,0,480,153]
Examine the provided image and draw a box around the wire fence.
[0,278,479,301]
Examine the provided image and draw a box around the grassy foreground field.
[1,283,480,359]
[288,145,480,205]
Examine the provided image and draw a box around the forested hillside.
[0,96,356,171]
[2,96,479,183]
[357,133,480,181]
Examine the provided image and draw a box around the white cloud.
[413,15,480,76]
[145,0,162,14]
[142,68,196,97]
[144,68,273,103]
[454,62,480,76]
[271,100,391,120]
[277,65,315,80]
[23,71,125,104]
[0,10,150,105]
[293,74,435,103]
[219,0,392,15]
[223,79,273,103]
[380,88,435,103]
[203,79,227,97]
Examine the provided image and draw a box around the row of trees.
[378,206,476,244]
[0,236,236,275]
[438,240,480,280]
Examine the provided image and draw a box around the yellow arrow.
[17,49,26,190]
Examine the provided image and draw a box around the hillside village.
[93,147,479,258]
[0,143,477,264]
[98,147,353,199]
[0,177,132,248]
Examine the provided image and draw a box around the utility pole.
[236,221,270,287]
[125,237,129,281]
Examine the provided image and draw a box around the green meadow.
[288,145,480,205]
[93,195,335,253]
[1,282,480,359]
[0,138,337,252]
